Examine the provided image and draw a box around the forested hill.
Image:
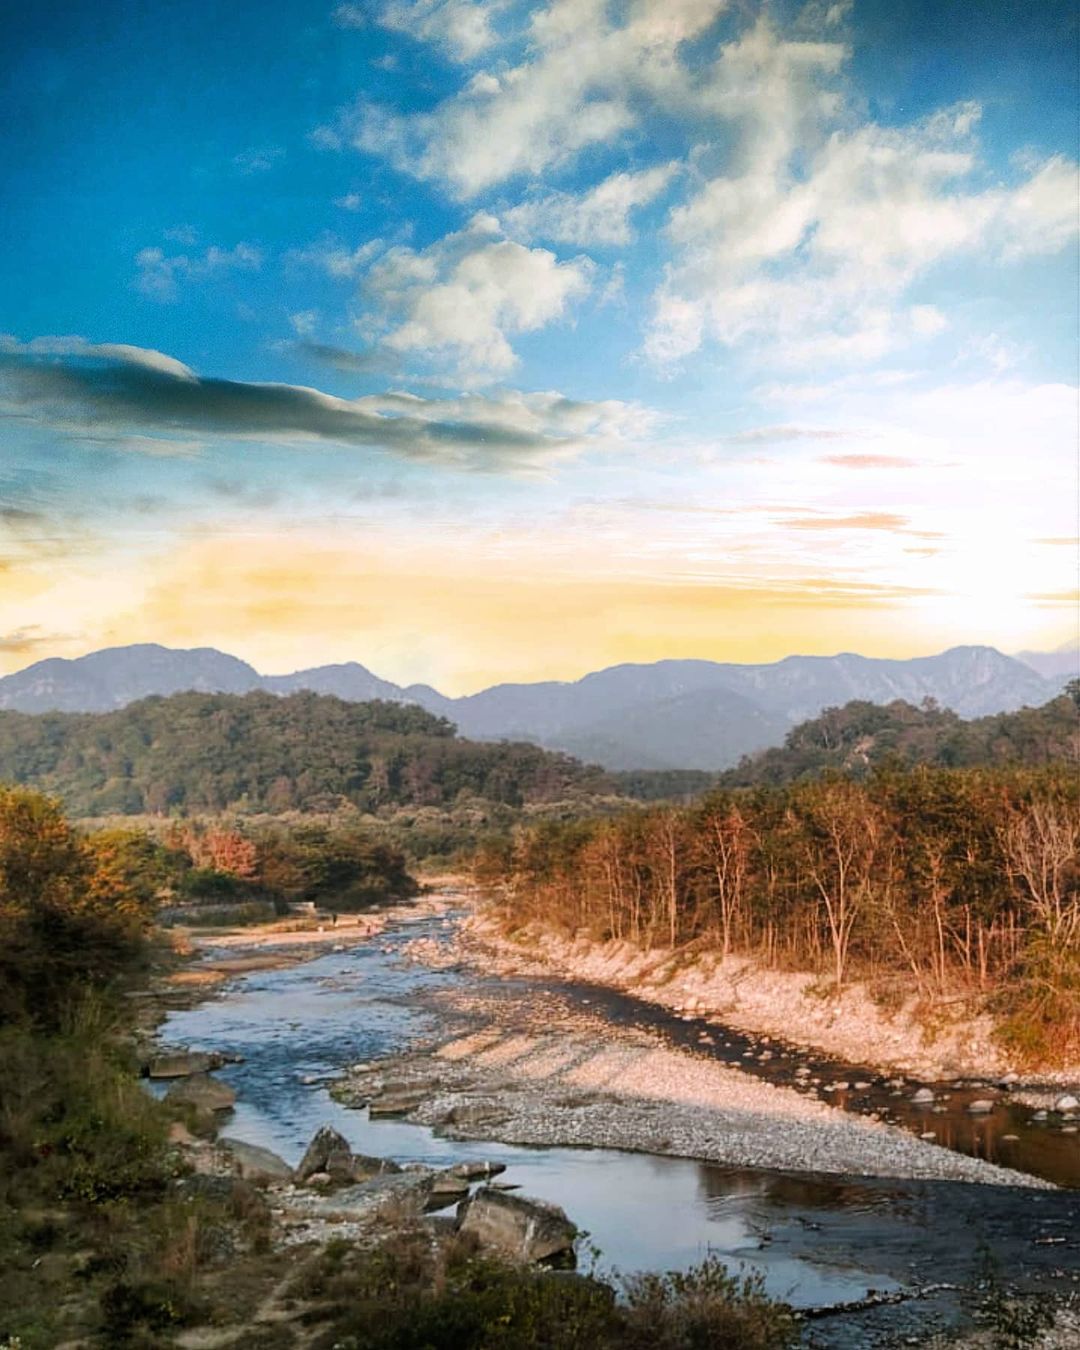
[0,690,611,816]
[721,686,1080,787]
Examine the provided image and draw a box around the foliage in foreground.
[297,1232,795,1350]
[0,786,156,1026]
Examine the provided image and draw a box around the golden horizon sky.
[2,2,1077,691]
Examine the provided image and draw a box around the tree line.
[476,764,1079,1063]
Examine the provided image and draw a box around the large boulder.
[164,1073,236,1112]
[297,1125,354,1181]
[297,1171,436,1224]
[368,1092,426,1119]
[219,1137,294,1184]
[457,1188,577,1266]
[296,1124,401,1184]
[427,1172,471,1208]
[350,1152,403,1183]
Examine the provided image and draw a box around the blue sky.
[1,0,1077,690]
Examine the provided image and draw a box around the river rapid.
[155,907,1080,1348]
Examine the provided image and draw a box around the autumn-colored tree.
[0,789,153,1026]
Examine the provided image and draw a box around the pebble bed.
[333,995,1054,1189]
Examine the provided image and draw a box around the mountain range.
[0,642,1073,771]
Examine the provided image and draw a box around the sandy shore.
[457,909,1080,1088]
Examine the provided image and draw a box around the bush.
[298,1235,795,1350]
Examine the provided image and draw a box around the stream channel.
[156,909,1080,1348]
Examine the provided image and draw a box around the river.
[155,909,1080,1347]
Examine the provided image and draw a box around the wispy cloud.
[0,624,72,654]
[821,453,919,468]
[501,164,679,247]
[725,424,852,445]
[781,512,910,532]
[135,242,263,302]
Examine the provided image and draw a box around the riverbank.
[159,890,1071,1188]
[457,908,1080,1088]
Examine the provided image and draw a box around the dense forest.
[722,687,1079,786]
[477,764,1080,1063]
[2,688,1074,823]
[0,691,611,817]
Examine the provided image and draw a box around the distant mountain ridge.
[0,642,1067,771]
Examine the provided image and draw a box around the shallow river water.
[157,912,1080,1347]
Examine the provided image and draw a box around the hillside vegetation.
[721,687,1079,787]
[0,690,610,817]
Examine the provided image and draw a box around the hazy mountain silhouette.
[0,642,1064,770]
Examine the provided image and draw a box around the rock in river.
[1053,1094,1079,1113]
[967,1099,995,1114]
[164,1073,236,1113]
[448,1160,507,1181]
[457,1188,577,1266]
[369,1092,426,1118]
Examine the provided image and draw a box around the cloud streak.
[0,338,643,471]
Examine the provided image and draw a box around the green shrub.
[300,1236,794,1350]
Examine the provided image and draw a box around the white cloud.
[501,164,678,246]
[376,0,502,62]
[909,305,948,338]
[996,156,1080,261]
[293,237,384,279]
[334,192,363,211]
[332,4,366,27]
[232,146,285,175]
[362,216,593,379]
[135,243,263,302]
[644,15,1079,369]
[354,386,657,444]
[351,0,730,198]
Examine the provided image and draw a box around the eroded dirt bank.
[456,908,1080,1088]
